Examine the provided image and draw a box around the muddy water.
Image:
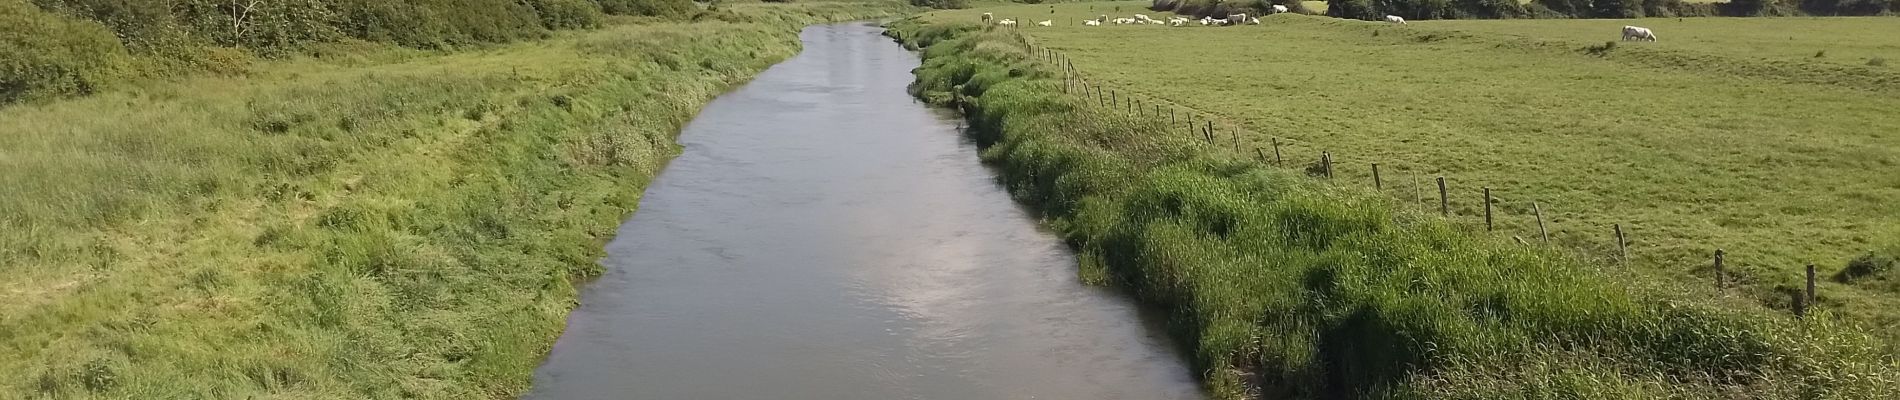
[523,22,1202,400]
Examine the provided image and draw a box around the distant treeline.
[1328,0,1894,19]
[2,0,694,102]
[1146,0,1892,20]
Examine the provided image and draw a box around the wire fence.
[991,29,1826,318]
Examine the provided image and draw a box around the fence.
[989,28,1825,318]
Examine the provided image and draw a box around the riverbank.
[885,19,1897,399]
[0,2,909,397]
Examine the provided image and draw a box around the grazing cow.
[1622,25,1658,42]
[982,13,993,24]
[999,18,1017,26]
[1084,19,1102,26]
[1037,20,1053,27]
[1134,13,1152,22]
[1228,13,1248,25]
[1272,4,1289,13]
[1384,15,1406,24]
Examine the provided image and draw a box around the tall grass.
[888,18,1898,399]
[0,2,912,398]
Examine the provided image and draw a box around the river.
[523,22,1202,400]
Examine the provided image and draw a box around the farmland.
[922,1,1900,349]
[0,1,910,397]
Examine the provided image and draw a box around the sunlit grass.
[890,10,1899,400]
[0,1,910,397]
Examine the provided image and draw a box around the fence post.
[1271,137,1283,165]
[1111,90,1117,107]
[1372,163,1382,190]
[1231,127,1239,150]
[1205,121,1214,144]
[1483,187,1494,232]
[1793,291,1806,318]
[1533,202,1548,243]
[1437,177,1449,217]
[1321,152,1333,178]
[1414,174,1424,210]
[1614,224,1628,266]
[1170,108,1176,125]
[1256,148,1266,163]
[1713,249,1726,289]
[1806,263,1817,305]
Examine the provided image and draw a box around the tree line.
[2,0,697,103]
[1325,0,1893,20]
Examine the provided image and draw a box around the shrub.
[0,1,129,103]
[1835,247,1895,283]
[529,0,606,30]
[1871,57,1889,67]
[596,0,697,17]
[911,0,972,9]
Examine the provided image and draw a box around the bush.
[0,1,129,102]
[911,0,972,9]
[529,0,606,30]
[596,0,697,17]
[1835,247,1895,283]
[1329,0,1524,20]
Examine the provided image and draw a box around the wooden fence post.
[1806,263,1817,305]
[1533,202,1548,243]
[1437,177,1448,217]
[1271,137,1283,165]
[1323,152,1334,178]
[1111,90,1117,107]
[1614,224,1628,266]
[1483,187,1493,231]
[1793,291,1806,318]
[1170,108,1176,124]
[1231,127,1239,150]
[1414,175,1424,210]
[1255,148,1266,163]
[1204,121,1214,144]
[1714,249,1725,289]
[1372,163,1382,190]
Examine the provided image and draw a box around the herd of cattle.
[978,10,1662,42]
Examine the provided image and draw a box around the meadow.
[887,16,1897,399]
[922,1,1900,345]
[0,1,910,398]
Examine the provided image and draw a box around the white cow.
[1384,15,1406,24]
[1037,20,1053,27]
[1248,16,1261,25]
[1134,13,1152,22]
[1199,16,1214,26]
[1272,4,1289,13]
[1227,13,1248,25]
[1622,25,1658,42]
[1083,19,1102,26]
[999,18,1017,26]
[1114,17,1137,24]
[1169,18,1188,27]
[982,13,993,24]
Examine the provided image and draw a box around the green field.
[924,0,1900,348]
[0,1,908,397]
[888,15,1896,399]
[1419,17,1900,67]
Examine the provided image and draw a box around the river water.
[523,22,1201,400]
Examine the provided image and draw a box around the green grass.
[0,1,910,398]
[888,15,1899,399]
[1417,17,1900,67]
[923,1,1900,345]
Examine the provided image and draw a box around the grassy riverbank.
[0,1,909,398]
[886,18,1897,399]
[925,1,1900,350]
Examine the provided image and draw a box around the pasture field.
[1419,17,1900,67]
[923,2,1900,342]
[888,18,1897,399]
[0,1,909,397]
